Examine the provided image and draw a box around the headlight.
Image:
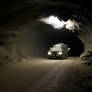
[48,51,52,55]
[58,52,62,55]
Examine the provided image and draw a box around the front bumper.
[48,54,63,59]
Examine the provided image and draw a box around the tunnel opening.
[47,29,84,57]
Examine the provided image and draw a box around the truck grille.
[51,52,57,55]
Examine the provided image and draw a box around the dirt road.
[0,57,92,92]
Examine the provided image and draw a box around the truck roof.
[53,43,65,47]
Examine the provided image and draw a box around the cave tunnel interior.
[0,2,89,62]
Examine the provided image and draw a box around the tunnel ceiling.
[0,1,92,63]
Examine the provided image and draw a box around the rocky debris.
[80,51,92,65]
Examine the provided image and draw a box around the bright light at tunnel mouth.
[39,15,79,31]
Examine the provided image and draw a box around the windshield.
[50,46,62,51]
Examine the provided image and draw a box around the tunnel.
[47,30,84,56]
[0,1,92,64]
[1,1,92,92]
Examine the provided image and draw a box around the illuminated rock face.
[0,2,92,64]
[79,31,92,58]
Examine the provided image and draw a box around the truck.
[47,43,70,59]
